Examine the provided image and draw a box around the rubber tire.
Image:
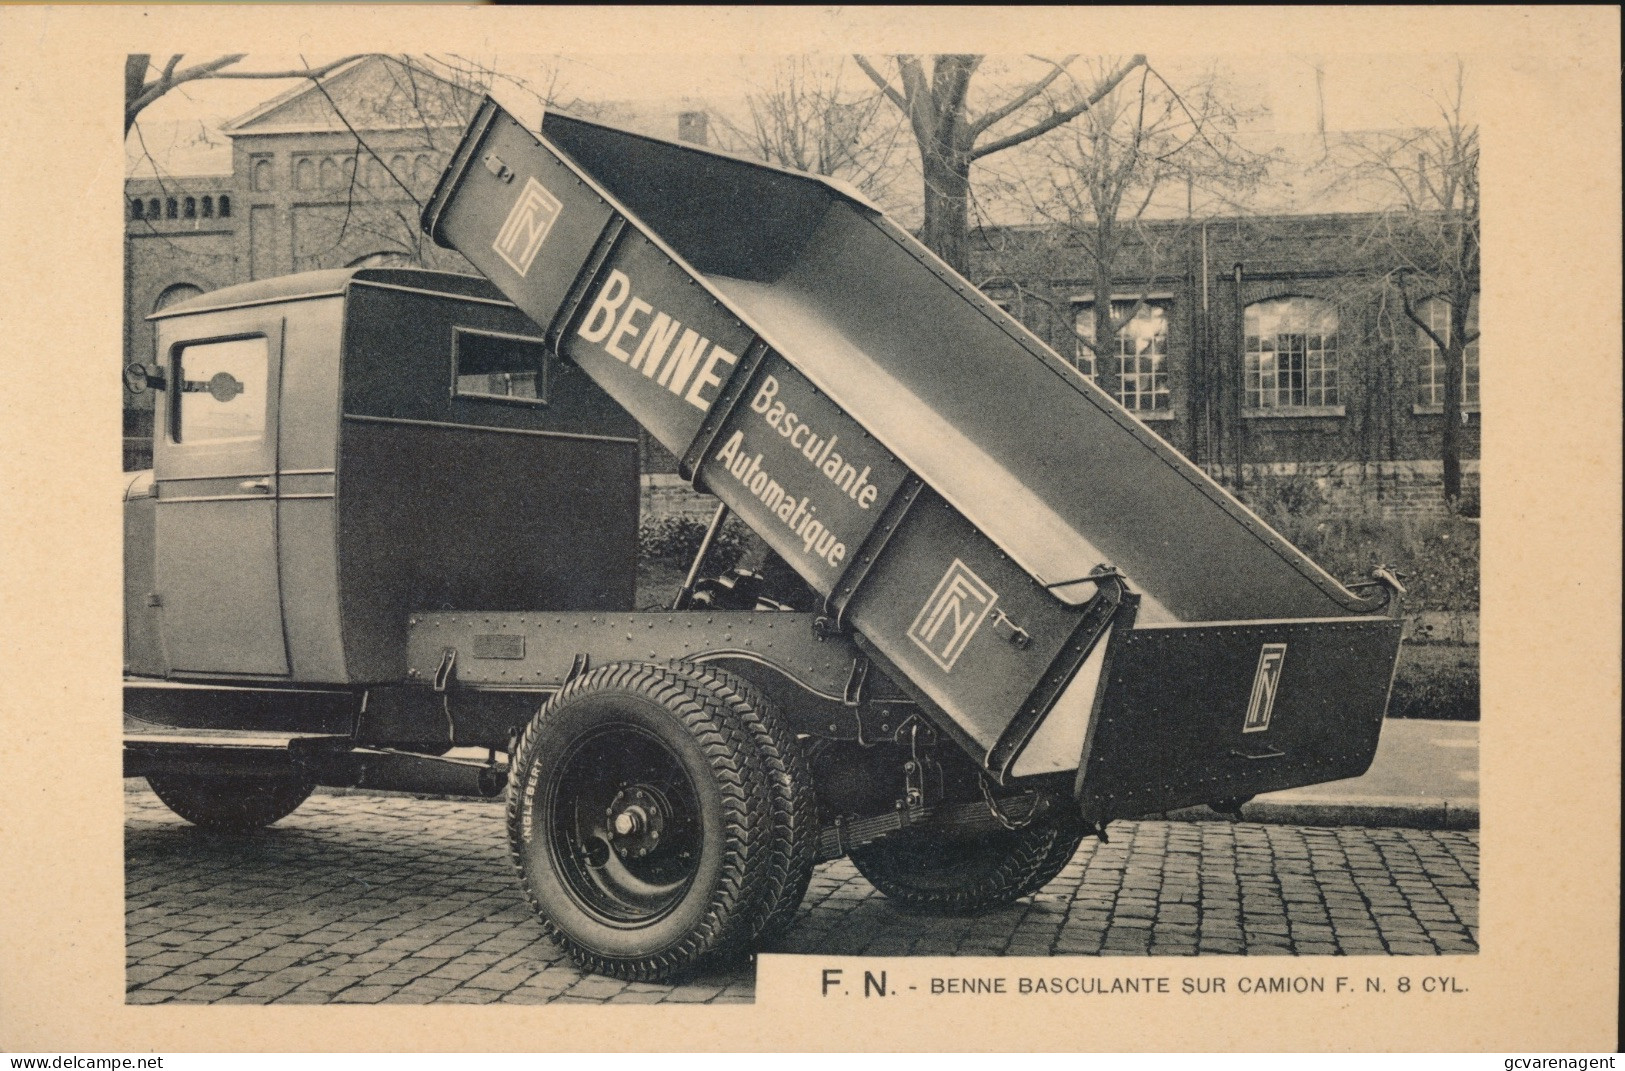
[849,810,1085,915]
[664,662,816,947]
[146,772,314,831]
[506,662,773,981]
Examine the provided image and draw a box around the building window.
[147,198,160,219]
[319,158,339,189]
[252,158,273,192]
[130,198,144,220]
[218,195,231,218]
[183,197,196,219]
[295,158,315,191]
[1416,296,1479,409]
[453,328,549,406]
[165,198,178,220]
[153,283,204,314]
[1245,296,1339,411]
[1074,300,1172,412]
[201,196,213,218]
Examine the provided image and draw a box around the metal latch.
[1229,745,1285,762]
[990,610,1031,650]
[432,647,458,693]
[483,153,514,183]
[842,657,871,707]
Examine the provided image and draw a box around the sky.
[127,51,1471,174]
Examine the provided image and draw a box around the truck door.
[153,315,289,677]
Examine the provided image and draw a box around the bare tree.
[1010,61,1268,401]
[852,53,1145,273]
[125,54,366,136]
[1335,61,1479,507]
[710,56,906,202]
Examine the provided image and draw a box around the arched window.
[218,195,231,218]
[130,198,144,221]
[165,198,178,220]
[148,198,160,219]
[183,197,196,219]
[153,282,205,314]
[295,158,315,190]
[319,158,338,189]
[200,196,213,218]
[1244,297,1339,410]
[252,158,272,192]
[413,154,432,186]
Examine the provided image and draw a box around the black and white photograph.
[1,4,1619,1056]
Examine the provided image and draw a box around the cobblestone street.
[125,787,1478,1005]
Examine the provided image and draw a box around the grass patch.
[1389,643,1479,720]
[1239,477,1480,613]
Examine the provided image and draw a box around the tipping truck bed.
[423,99,1402,818]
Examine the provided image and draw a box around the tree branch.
[971,54,1145,160]
[852,54,907,112]
[967,54,1077,137]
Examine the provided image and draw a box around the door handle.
[238,478,272,493]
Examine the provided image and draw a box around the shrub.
[1388,645,1479,720]
[638,514,750,572]
[1239,490,1479,613]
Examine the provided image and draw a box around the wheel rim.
[545,721,704,927]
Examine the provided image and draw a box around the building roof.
[220,55,476,136]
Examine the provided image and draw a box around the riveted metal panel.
[1077,617,1404,822]
[695,354,909,596]
[406,610,865,701]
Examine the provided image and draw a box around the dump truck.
[123,97,1405,981]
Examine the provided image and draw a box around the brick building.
[967,213,1479,515]
[125,58,1479,517]
[123,56,478,467]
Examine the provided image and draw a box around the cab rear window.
[453,328,549,405]
[171,336,268,444]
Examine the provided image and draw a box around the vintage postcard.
[0,5,1618,1053]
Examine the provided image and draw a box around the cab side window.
[453,328,549,405]
[171,336,269,444]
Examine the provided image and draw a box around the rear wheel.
[506,662,774,981]
[665,662,816,946]
[849,811,1084,914]
[146,771,314,831]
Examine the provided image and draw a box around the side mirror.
[124,362,165,395]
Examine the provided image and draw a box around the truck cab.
[125,267,639,693]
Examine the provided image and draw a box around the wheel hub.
[606,786,667,859]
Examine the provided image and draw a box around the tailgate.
[1077,616,1404,824]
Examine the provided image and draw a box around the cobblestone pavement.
[125,787,1479,1005]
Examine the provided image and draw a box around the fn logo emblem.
[1243,643,1288,732]
[493,177,563,277]
[908,560,998,673]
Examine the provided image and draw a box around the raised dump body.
[423,99,1402,807]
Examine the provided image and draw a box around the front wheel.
[146,771,314,831]
[849,811,1084,914]
[506,662,774,981]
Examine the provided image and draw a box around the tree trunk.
[1093,273,1116,397]
[1441,299,1467,507]
[920,147,970,275]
